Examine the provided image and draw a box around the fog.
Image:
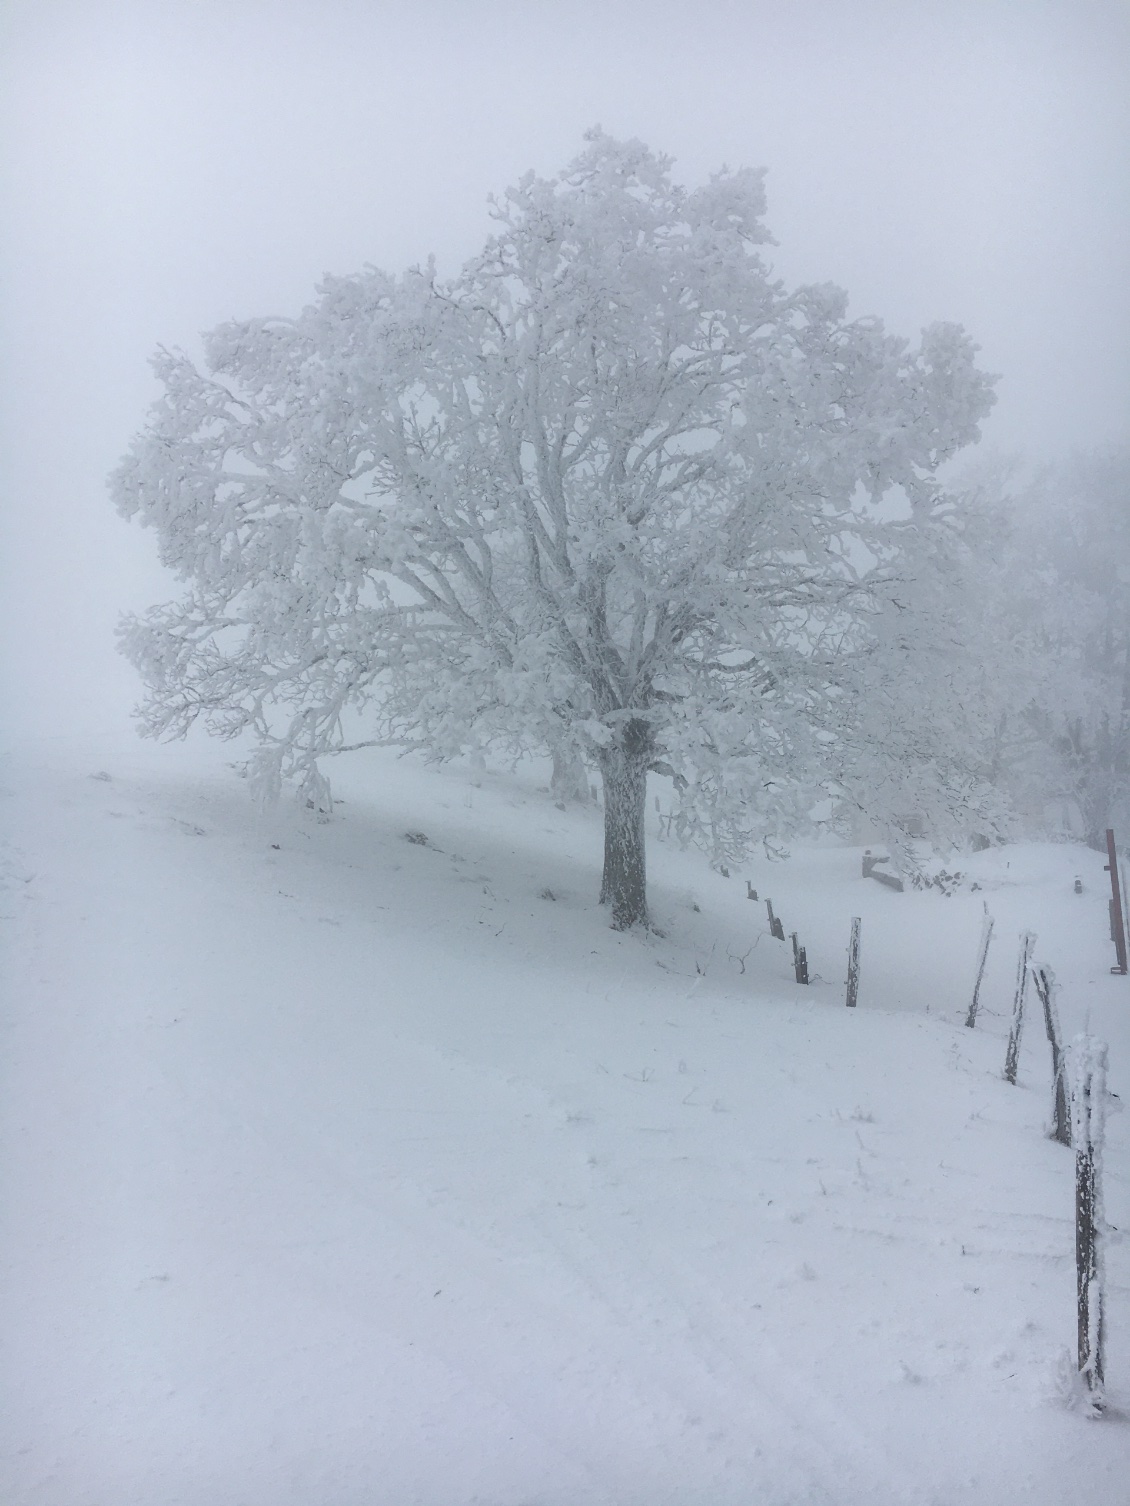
[2,0,1128,741]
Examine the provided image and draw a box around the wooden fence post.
[1032,964,1070,1147]
[790,932,809,984]
[964,905,995,1029]
[846,917,861,1008]
[766,899,785,941]
[1068,1034,1108,1410]
[1105,830,1128,975]
[1003,931,1036,1084]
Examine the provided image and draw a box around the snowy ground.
[2,734,1128,1505]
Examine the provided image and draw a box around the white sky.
[2,0,1128,739]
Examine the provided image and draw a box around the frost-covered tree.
[113,132,997,928]
[981,449,1130,845]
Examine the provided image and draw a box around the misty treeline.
[111,132,1127,927]
[971,448,1130,851]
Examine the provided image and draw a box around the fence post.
[964,905,995,1029]
[790,932,809,985]
[1068,1035,1108,1411]
[766,899,785,941]
[1003,931,1036,1084]
[845,917,862,1008]
[1032,965,1070,1147]
[1105,830,1128,975]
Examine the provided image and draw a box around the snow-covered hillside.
[2,737,1127,1504]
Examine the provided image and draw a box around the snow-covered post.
[790,932,809,985]
[1068,1034,1108,1410]
[845,917,862,1008]
[964,905,995,1029]
[766,899,785,941]
[1003,931,1036,1084]
[1032,965,1070,1147]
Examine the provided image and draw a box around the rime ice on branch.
[112,131,998,928]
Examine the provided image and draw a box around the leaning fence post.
[1105,830,1128,975]
[1068,1034,1108,1411]
[1003,931,1036,1084]
[766,899,785,941]
[845,917,861,1008]
[1032,964,1070,1147]
[964,904,995,1029]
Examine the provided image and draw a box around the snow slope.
[2,736,1128,1504]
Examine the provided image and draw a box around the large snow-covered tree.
[113,132,997,927]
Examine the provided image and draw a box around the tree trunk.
[551,744,591,804]
[598,724,650,930]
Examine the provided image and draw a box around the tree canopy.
[113,131,999,927]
